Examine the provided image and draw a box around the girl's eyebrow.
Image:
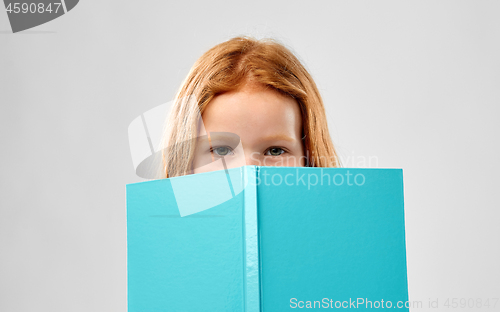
[200,132,296,143]
[206,132,240,145]
[260,134,296,143]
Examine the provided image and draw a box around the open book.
[126,166,409,311]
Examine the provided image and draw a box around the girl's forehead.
[199,86,302,144]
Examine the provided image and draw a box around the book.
[126,166,409,311]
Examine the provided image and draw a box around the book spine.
[243,166,261,312]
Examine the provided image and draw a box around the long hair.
[161,36,340,178]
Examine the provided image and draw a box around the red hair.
[162,37,340,177]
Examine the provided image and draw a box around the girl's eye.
[211,146,233,156]
[266,147,285,156]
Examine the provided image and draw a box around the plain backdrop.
[1,1,499,311]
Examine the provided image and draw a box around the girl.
[161,37,340,178]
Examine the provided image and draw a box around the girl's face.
[192,81,305,174]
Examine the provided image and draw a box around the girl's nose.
[245,152,262,166]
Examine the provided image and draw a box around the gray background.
[1,1,499,311]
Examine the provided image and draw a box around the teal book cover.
[126,166,409,311]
